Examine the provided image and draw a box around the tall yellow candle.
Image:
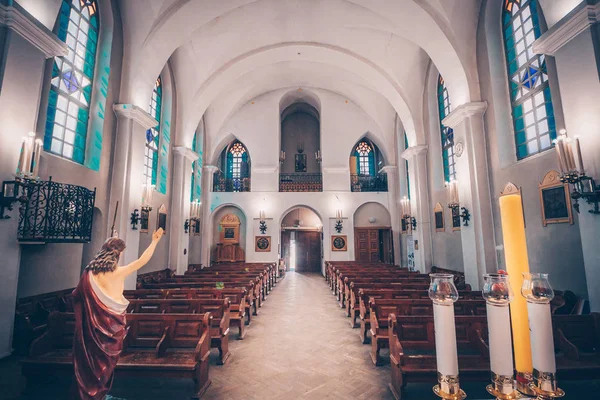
[498,183,533,395]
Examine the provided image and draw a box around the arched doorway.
[280,206,323,273]
[353,202,393,263]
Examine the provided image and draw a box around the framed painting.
[331,235,347,251]
[140,208,150,233]
[451,206,461,231]
[156,204,167,234]
[434,203,444,232]
[538,170,573,226]
[295,153,307,172]
[255,236,271,252]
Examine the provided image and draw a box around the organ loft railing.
[16,177,96,243]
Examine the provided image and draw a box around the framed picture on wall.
[434,203,444,232]
[451,206,461,231]
[255,236,271,252]
[140,208,150,233]
[538,170,573,226]
[331,235,347,251]
[295,153,307,172]
[157,204,167,234]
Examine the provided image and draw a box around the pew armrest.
[195,314,212,362]
[155,326,170,357]
[29,330,54,357]
[556,328,580,361]
[473,328,490,359]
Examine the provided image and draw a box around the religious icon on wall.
[295,154,307,172]
[434,203,444,232]
[451,206,461,231]
[224,228,235,239]
[157,204,167,233]
[255,236,271,252]
[331,235,347,251]
[401,218,408,234]
[140,208,150,233]
[538,170,573,226]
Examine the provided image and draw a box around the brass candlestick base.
[529,370,565,400]
[433,385,466,400]
[529,384,565,400]
[486,373,523,399]
[486,384,523,400]
[516,371,535,396]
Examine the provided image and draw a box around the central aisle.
[204,271,394,400]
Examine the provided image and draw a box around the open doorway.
[353,202,394,263]
[280,207,323,273]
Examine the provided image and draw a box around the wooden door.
[355,228,381,262]
[295,231,322,272]
[379,229,394,264]
[281,230,291,271]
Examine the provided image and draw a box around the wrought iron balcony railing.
[213,172,251,192]
[350,173,388,192]
[17,177,96,243]
[279,173,323,192]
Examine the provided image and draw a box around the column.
[200,165,219,267]
[111,104,158,289]
[533,2,600,310]
[443,102,495,290]
[401,145,433,273]
[381,165,402,264]
[170,146,198,275]
[0,3,67,358]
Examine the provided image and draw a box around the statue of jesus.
[71,228,164,400]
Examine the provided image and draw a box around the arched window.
[503,0,556,159]
[438,75,455,182]
[228,142,247,180]
[145,77,162,185]
[44,0,99,164]
[190,131,203,202]
[355,141,375,176]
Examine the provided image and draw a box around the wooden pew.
[356,288,483,342]
[370,298,486,365]
[387,314,489,399]
[22,312,212,399]
[127,298,232,364]
[124,288,249,339]
[342,278,430,311]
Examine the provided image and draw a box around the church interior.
[1,0,599,399]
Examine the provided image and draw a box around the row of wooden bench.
[20,262,278,399]
[324,261,600,400]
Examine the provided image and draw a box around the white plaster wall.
[354,202,391,228]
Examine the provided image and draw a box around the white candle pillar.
[487,304,514,376]
[433,303,459,376]
[527,302,556,375]
[16,138,26,175]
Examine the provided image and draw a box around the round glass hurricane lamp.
[482,273,513,305]
[521,272,554,303]
[428,273,459,305]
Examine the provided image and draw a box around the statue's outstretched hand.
[152,228,164,242]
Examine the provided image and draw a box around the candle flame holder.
[433,373,466,400]
[528,371,565,399]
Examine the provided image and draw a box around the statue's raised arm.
[71,229,163,399]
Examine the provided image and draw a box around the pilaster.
[381,165,401,264]
[201,165,219,267]
[443,102,495,289]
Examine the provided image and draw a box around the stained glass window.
[503,0,556,159]
[145,77,162,185]
[356,141,373,176]
[44,0,99,164]
[229,142,246,180]
[438,75,455,182]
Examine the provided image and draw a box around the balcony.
[279,173,323,192]
[213,172,250,192]
[351,173,388,192]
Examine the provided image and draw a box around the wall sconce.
[445,179,470,227]
[554,130,600,214]
[189,200,201,234]
[279,150,286,164]
[297,141,304,154]
[335,209,343,233]
[315,150,322,163]
[259,210,267,234]
[0,179,28,219]
[184,219,190,234]
[133,183,155,231]
[401,196,417,231]
[130,209,140,230]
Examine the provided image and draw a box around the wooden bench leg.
[350,309,359,328]
[238,319,246,340]
[192,363,211,400]
[360,319,370,344]
[389,356,404,400]
[217,335,231,365]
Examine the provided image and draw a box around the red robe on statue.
[71,270,127,400]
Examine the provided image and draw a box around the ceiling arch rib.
[122,0,472,126]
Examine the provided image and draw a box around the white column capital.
[203,165,219,173]
[173,146,199,162]
[533,2,600,56]
[113,104,157,130]
[401,145,428,161]
[442,102,488,129]
[0,2,67,58]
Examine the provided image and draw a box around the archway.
[280,206,323,273]
[353,202,393,263]
[211,205,247,263]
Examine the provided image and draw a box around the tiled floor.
[2,272,599,399]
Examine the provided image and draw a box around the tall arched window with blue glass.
[503,0,557,159]
[213,141,251,192]
[350,139,387,192]
[145,77,162,186]
[44,0,99,164]
[438,75,455,182]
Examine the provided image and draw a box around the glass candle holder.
[428,273,459,305]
